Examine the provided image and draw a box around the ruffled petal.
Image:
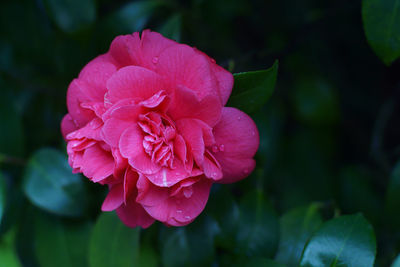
[212,107,259,183]
[168,85,222,127]
[119,125,161,175]
[81,144,114,182]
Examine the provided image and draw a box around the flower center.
[138,112,176,168]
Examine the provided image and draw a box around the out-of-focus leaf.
[0,81,24,157]
[244,258,286,267]
[339,166,381,224]
[23,148,87,217]
[0,229,21,267]
[275,204,323,266]
[16,203,39,267]
[137,244,158,267]
[236,189,279,257]
[104,1,164,36]
[392,254,400,267]
[43,0,96,33]
[292,77,339,125]
[159,14,182,42]
[160,215,219,267]
[89,212,140,267]
[35,212,91,267]
[207,186,240,250]
[385,161,400,226]
[362,0,400,65]
[0,172,5,225]
[300,214,376,267]
[161,227,190,267]
[228,60,278,114]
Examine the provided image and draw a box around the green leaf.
[300,214,376,267]
[35,212,91,267]
[23,148,87,217]
[0,172,5,225]
[236,189,279,257]
[228,60,278,114]
[43,0,96,33]
[160,227,190,267]
[89,212,140,267]
[160,215,219,267]
[362,0,400,65]
[386,161,400,227]
[275,204,323,266]
[243,258,286,267]
[0,229,21,267]
[159,14,182,42]
[391,254,400,267]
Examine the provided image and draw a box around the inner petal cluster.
[138,112,176,168]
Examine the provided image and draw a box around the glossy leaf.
[362,0,400,65]
[23,148,87,217]
[300,214,376,267]
[228,60,278,114]
[275,204,323,266]
[89,212,140,267]
[160,227,190,267]
[35,212,91,267]
[43,0,96,33]
[236,189,279,257]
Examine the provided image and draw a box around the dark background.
[0,0,399,266]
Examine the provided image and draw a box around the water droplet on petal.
[177,210,182,213]
[243,169,249,175]
[152,57,159,64]
[251,131,256,136]
[237,116,242,121]
[210,58,216,63]
[219,144,225,151]
[212,145,219,153]
[185,216,191,220]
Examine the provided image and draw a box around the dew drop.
[211,172,217,178]
[185,216,191,220]
[219,144,225,151]
[210,58,216,63]
[243,169,249,174]
[177,210,182,213]
[211,145,219,153]
[252,131,256,136]
[152,57,159,64]
[237,116,242,121]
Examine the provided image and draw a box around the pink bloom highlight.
[61,30,259,227]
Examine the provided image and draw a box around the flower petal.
[169,85,222,127]
[119,125,161,175]
[106,66,166,105]
[156,44,219,100]
[61,114,78,139]
[116,197,155,228]
[101,183,124,211]
[137,175,212,226]
[81,144,114,182]
[212,107,259,183]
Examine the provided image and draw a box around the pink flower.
[61,30,259,227]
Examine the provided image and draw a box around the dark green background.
[1,0,400,266]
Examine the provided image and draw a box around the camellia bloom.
[61,30,259,227]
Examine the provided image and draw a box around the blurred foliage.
[1,0,400,266]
